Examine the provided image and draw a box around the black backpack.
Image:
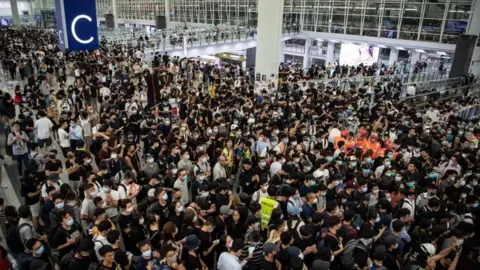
[6,223,32,254]
[59,250,76,270]
[26,153,39,172]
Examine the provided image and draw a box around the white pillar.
[280,41,285,64]
[112,0,118,28]
[9,0,20,25]
[410,51,421,71]
[165,0,170,29]
[467,0,480,36]
[183,35,187,56]
[255,0,283,85]
[388,48,399,66]
[303,39,309,70]
[326,41,335,65]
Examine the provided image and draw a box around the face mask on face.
[66,218,74,226]
[142,249,152,258]
[55,202,65,209]
[36,245,45,255]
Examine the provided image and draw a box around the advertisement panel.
[339,44,380,66]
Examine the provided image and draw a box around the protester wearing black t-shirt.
[49,210,82,258]
[98,245,121,270]
[261,242,279,270]
[45,151,62,176]
[107,229,132,269]
[24,238,53,270]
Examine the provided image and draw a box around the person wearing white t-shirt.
[99,85,111,100]
[58,121,71,157]
[102,180,120,223]
[118,171,139,205]
[41,173,62,200]
[34,110,53,150]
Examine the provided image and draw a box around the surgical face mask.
[363,169,371,174]
[90,191,97,197]
[172,168,178,174]
[66,218,74,226]
[337,160,343,165]
[362,187,368,193]
[55,202,65,209]
[36,245,45,255]
[111,154,118,159]
[375,216,381,223]
[366,157,373,164]
[334,180,340,187]
[460,180,466,186]
[103,187,110,193]
[385,161,391,167]
[142,249,152,258]
[395,176,402,182]
[162,193,169,201]
[177,206,184,212]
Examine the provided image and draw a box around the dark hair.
[97,220,111,233]
[18,205,31,218]
[99,245,114,256]
[106,230,121,245]
[25,238,39,250]
[392,219,404,232]
[280,231,293,245]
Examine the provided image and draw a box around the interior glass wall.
[111,0,474,44]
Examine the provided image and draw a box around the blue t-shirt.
[301,203,317,221]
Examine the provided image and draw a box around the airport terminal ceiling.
[108,0,475,44]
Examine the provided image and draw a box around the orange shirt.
[345,139,356,149]
[363,141,382,159]
[355,138,368,149]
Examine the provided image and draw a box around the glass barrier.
[100,26,296,52]
[297,71,451,90]
[401,82,480,108]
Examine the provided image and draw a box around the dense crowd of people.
[0,24,479,270]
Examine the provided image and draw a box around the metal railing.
[401,82,480,108]
[100,26,274,51]
[291,71,450,90]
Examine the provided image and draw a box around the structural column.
[410,51,421,71]
[326,41,335,65]
[255,0,284,85]
[280,41,285,64]
[165,0,170,29]
[302,39,310,70]
[112,0,118,28]
[9,0,20,25]
[388,48,398,66]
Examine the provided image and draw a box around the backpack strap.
[18,223,33,243]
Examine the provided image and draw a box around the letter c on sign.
[71,15,94,44]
